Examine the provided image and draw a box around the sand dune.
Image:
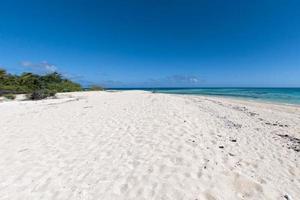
[0,91,299,200]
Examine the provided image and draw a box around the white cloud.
[97,74,203,88]
[164,75,201,84]
[20,61,57,74]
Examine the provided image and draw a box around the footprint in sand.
[233,173,264,198]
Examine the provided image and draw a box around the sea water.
[113,88,300,105]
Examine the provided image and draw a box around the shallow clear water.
[112,88,300,105]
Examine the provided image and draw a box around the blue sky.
[0,0,299,87]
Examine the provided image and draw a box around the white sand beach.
[0,91,299,200]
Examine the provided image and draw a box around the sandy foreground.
[0,91,299,200]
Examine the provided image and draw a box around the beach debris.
[219,146,224,149]
[218,116,242,129]
[230,139,237,142]
[249,112,258,116]
[265,121,289,128]
[224,119,242,129]
[232,106,258,116]
[284,194,292,200]
[277,134,300,152]
[228,153,235,156]
[232,106,248,112]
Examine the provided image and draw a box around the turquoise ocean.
[112,88,300,105]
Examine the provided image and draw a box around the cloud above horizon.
[98,74,204,88]
[161,75,201,85]
[20,61,57,74]
[18,61,95,86]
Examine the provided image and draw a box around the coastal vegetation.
[0,68,83,100]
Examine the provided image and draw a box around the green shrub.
[0,69,84,97]
[27,89,56,100]
[3,94,16,100]
[47,81,82,92]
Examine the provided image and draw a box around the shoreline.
[155,92,300,108]
[112,89,300,110]
[110,88,300,107]
[0,91,299,199]
[159,92,300,108]
[3,89,299,108]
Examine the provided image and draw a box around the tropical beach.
[0,91,299,199]
[1,0,300,199]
